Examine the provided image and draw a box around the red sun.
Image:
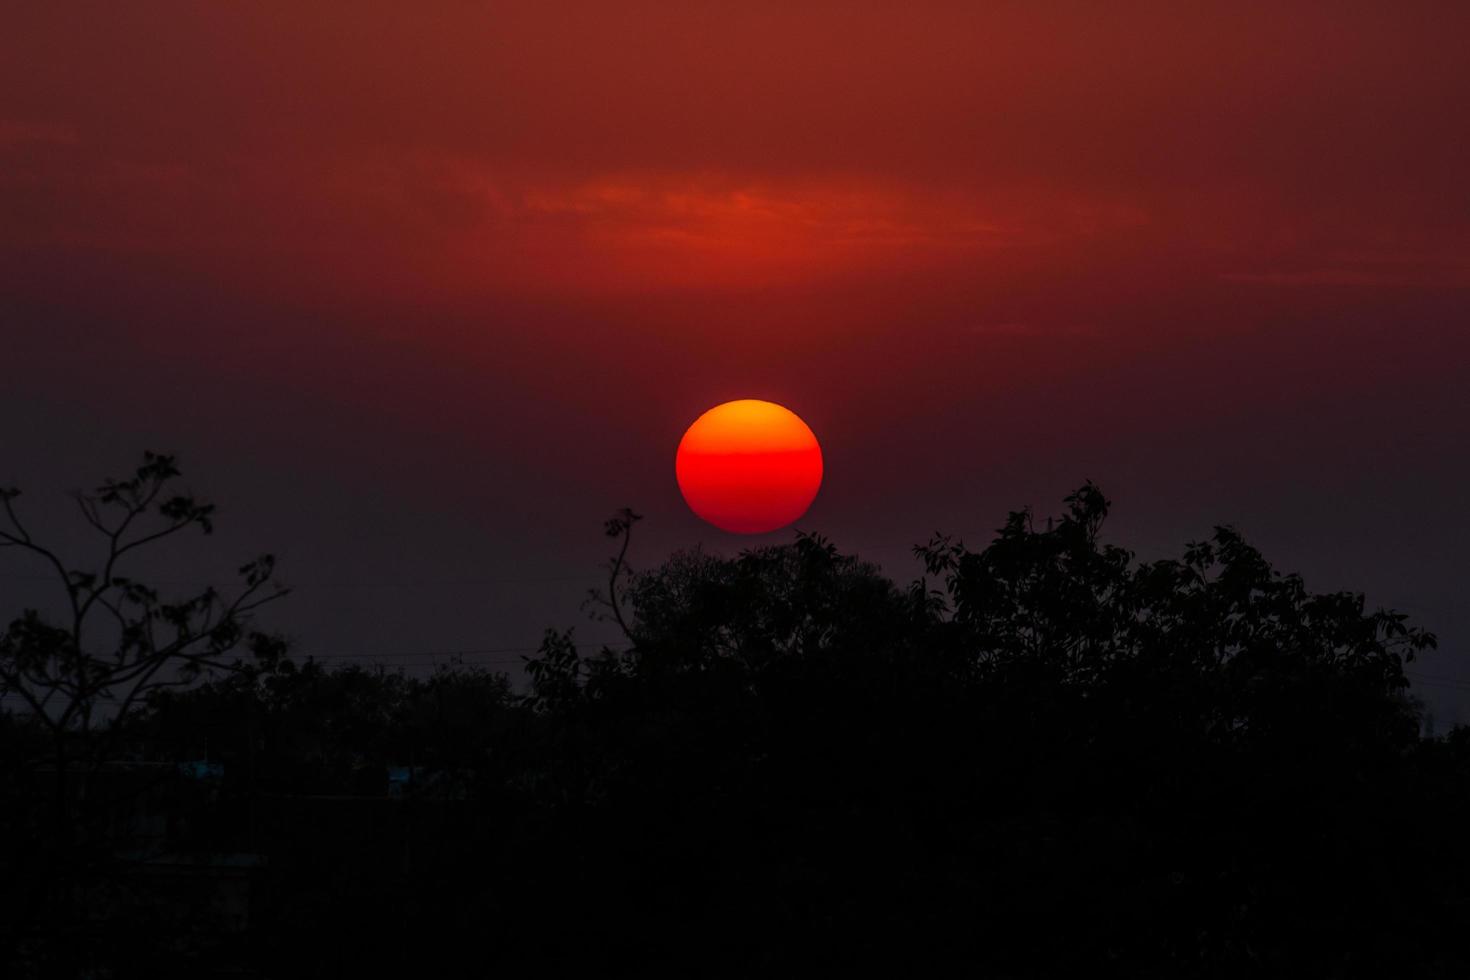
[676,400,824,534]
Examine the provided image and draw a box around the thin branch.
[607,522,636,645]
[1,492,32,542]
[101,475,165,545]
[92,595,134,643]
[77,516,188,626]
[231,587,291,618]
[72,477,171,628]
[95,630,264,693]
[111,518,197,564]
[74,495,109,535]
[0,527,81,620]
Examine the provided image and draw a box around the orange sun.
[676,400,823,534]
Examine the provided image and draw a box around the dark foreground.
[4,487,1469,977]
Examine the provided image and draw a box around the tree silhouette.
[4,469,1466,977]
[509,485,1453,974]
[0,451,289,948]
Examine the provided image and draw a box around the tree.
[510,485,1451,975]
[0,452,289,851]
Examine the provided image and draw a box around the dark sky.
[3,2,1468,719]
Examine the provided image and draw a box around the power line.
[0,571,601,589]
[1405,670,1470,692]
[304,639,628,659]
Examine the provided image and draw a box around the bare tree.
[0,452,289,842]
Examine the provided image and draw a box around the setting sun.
[676,400,823,534]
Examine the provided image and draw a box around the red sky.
[3,2,1469,716]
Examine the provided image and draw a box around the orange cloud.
[444,169,1148,292]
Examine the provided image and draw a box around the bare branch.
[603,509,642,645]
[0,533,79,611]
[74,494,109,535]
[92,595,135,645]
[230,585,292,619]
[1,490,31,542]
[111,518,199,564]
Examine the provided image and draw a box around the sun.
[676,400,823,534]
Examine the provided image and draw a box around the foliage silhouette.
[2,474,1468,977]
[506,485,1454,975]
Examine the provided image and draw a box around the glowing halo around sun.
[676,399,824,534]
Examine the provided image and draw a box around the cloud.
[436,168,1149,291]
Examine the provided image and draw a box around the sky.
[3,2,1468,719]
